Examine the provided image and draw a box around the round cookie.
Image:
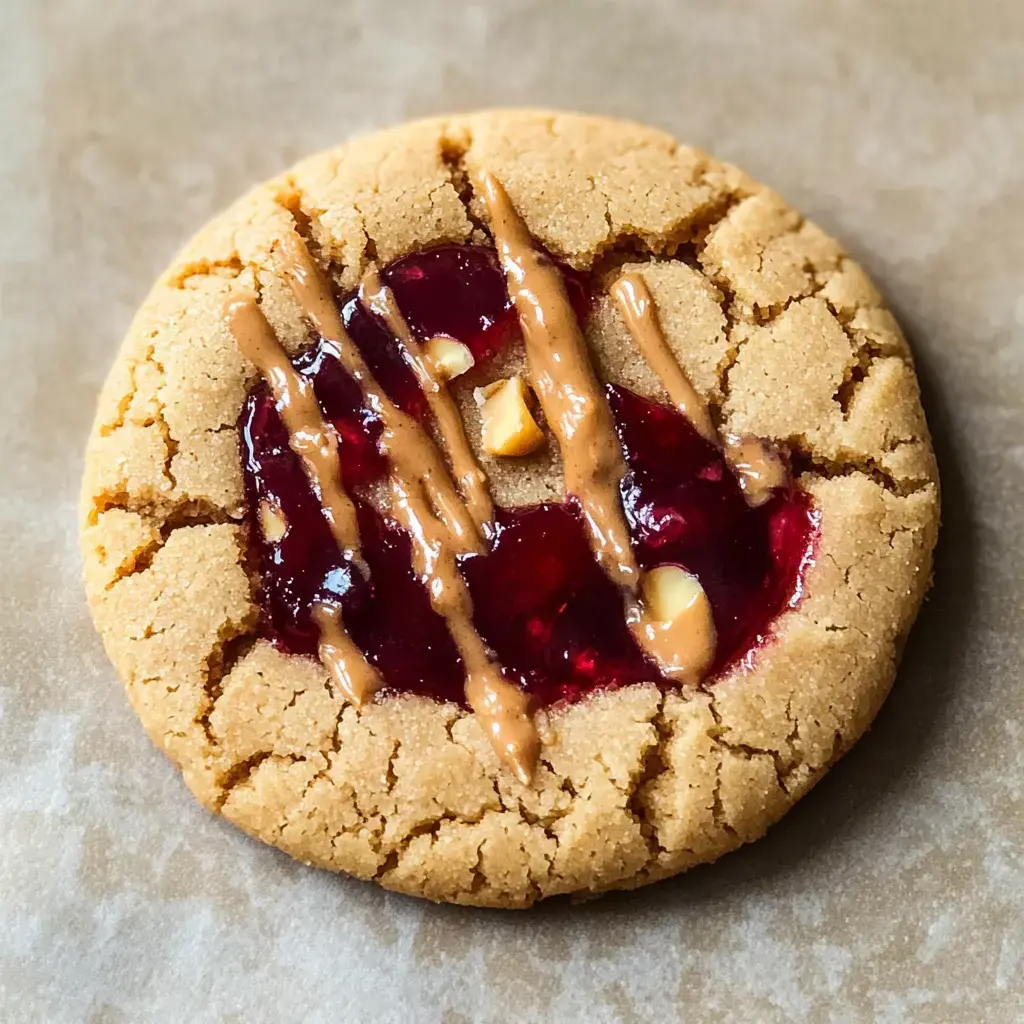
[80,110,939,908]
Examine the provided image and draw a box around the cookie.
[80,110,940,908]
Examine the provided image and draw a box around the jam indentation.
[239,242,817,710]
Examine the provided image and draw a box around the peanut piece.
[474,377,545,457]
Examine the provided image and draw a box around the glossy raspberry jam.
[240,244,817,707]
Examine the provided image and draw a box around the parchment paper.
[2,1,1022,1020]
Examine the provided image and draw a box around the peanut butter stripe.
[722,435,789,508]
[359,269,494,532]
[224,294,382,706]
[225,296,363,560]
[388,475,538,783]
[612,272,787,508]
[312,602,385,707]
[275,235,538,784]
[481,173,639,590]
[610,274,717,443]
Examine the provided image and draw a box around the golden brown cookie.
[80,110,939,908]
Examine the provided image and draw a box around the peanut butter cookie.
[80,111,939,907]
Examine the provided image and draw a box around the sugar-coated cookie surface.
[81,110,939,907]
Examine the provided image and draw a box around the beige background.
[2,0,1022,1021]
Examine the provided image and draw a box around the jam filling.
[240,244,817,707]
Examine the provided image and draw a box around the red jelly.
[239,244,817,708]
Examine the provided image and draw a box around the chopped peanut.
[641,565,706,623]
[631,565,716,685]
[259,499,288,543]
[474,377,546,457]
[424,337,475,381]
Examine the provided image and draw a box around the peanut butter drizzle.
[225,295,362,561]
[275,234,538,783]
[610,274,717,443]
[389,476,538,785]
[224,294,382,706]
[626,573,717,686]
[312,602,384,707]
[610,272,788,508]
[359,269,494,532]
[723,435,788,508]
[481,173,639,590]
